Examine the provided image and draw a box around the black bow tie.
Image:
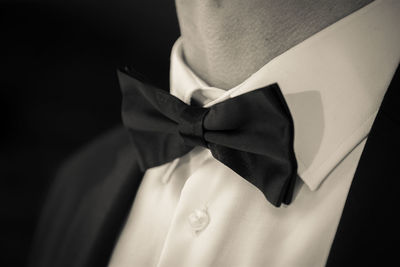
[118,68,298,207]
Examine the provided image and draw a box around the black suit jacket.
[28,66,400,267]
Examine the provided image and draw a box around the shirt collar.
[170,0,400,191]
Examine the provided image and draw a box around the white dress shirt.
[109,0,400,266]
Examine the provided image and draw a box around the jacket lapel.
[326,65,400,266]
[62,148,143,267]
[29,128,144,267]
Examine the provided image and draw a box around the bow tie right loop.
[178,105,209,148]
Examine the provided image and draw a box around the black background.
[0,1,179,265]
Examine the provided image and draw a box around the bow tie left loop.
[178,106,209,148]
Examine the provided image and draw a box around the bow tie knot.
[178,106,209,148]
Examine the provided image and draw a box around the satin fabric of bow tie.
[118,69,298,207]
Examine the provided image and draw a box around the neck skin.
[175,0,374,89]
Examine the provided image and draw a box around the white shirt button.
[188,208,209,232]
